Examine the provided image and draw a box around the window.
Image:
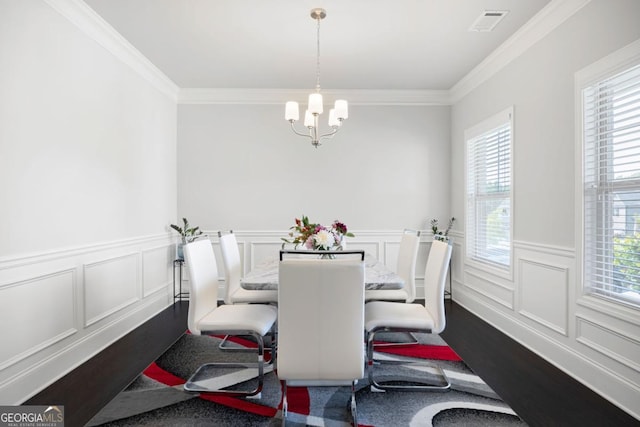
[582,61,640,307]
[465,107,513,270]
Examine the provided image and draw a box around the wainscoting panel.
[0,269,76,371]
[518,258,569,336]
[142,245,173,298]
[345,241,383,262]
[455,236,640,420]
[450,238,463,286]
[464,269,514,309]
[0,234,174,404]
[576,315,640,376]
[83,253,140,327]
[416,241,432,282]
[247,240,282,271]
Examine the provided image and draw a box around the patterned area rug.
[88,332,526,426]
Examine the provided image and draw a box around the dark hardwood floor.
[440,301,638,427]
[25,300,638,427]
[24,303,189,427]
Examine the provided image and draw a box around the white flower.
[314,229,336,249]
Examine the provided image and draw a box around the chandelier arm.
[289,121,313,139]
[318,127,340,140]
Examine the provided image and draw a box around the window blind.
[583,63,640,305]
[466,120,512,267]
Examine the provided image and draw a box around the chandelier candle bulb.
[285,101,299,121]
[304,110,314,128]
[308,93,323,114]
[334,100,348,119]
[328,109,339,127]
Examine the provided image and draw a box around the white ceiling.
[83,0,552,91]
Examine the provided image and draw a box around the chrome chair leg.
[367,328,451,392]
[372,331,420,348]
[281,381,288,427]
[184,331,269,396]
[219,331,277,366]
[218,334,257,351]
[350,380,358,426]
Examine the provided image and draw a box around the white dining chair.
[277,250,366,426]
[365,229,421,347]
[218,230,278,351]
[365,229,420,303]
[365,239,452,391]
[182,239,277,396]
[219,231,279,305]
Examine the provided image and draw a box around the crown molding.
[44,0,179,102]
[449,0,591,104]
[178,88,452,106]
[44,0,590,107]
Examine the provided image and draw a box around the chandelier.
[285,8,348,148]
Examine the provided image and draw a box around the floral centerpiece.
[281,215,355,252]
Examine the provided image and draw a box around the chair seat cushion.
[365,288,409,302]
[365,301,434,332]
[230,287,278,304]
[198,304,277,336]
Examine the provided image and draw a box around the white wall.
[0,1,178,403]
[0,1,177,257]
[177,103,451,232]
[450,0,640,419]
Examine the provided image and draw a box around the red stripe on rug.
[280,385,311,416]
[143,362,186,386]
[375,343,462,361]
[144,360,277,418]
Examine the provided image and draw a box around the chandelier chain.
[315,16,321,92]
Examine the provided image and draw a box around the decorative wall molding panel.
[518,258,569,336]
[84,253,140,327]
[464,269,515,309]
[0,234,174,404]
[454,233,640,420]
[0,269,77,372]
[576,315,640,375]
[143,246,174,298]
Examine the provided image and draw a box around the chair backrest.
[423,240,453,334]
[183,239,219,335]
[396,229,421,302]
[277,253,365,381]
[218,232,241,304]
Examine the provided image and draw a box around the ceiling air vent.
[468,10,509,32]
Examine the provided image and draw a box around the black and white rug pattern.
[88,332,526,426]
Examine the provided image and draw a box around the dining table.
[241,252,404,291]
